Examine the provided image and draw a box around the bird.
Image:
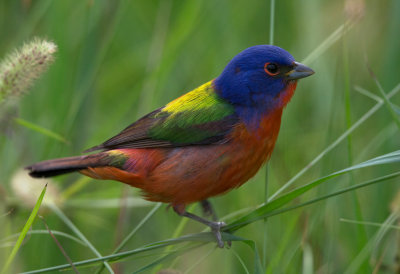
[26,45,314,248]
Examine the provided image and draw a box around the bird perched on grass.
[26,45,314,247]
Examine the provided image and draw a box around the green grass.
[1,0,400,273]
[1,184,47,274]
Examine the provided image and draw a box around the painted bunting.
[26,45,314,247]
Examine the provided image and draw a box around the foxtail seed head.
[0,38,57,102]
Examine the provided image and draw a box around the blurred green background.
[1,0,400,273]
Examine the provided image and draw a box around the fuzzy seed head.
[0,38,57,102]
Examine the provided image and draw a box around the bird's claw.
[210,221,228,248]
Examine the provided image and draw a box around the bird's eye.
[264,62,279,76]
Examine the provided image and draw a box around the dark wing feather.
[84,108,168,152]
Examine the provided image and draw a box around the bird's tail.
[26,153,110,178]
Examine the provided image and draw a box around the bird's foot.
[209,221,227,248]
[173,204,230,248]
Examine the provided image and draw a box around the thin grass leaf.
[262,0,273,240]
[15,117,69,144]
[133,245,200,274]
[220,207,254,222]
[265,171,400,221]
[154,203,194,272]
[343,35,369,273]
[344,211,400,274]
[301,20,355,65]
[355,86,383,103]
[244,239,263,274]
[95,203,161,274]
[266,214,299,274]
[371,213,400,262]
[226,152,400,232]
[340,210,400,273]
[0,230,86,246]
[231,249,251,274]
[48,204,114,274]
[133,248,188,274]
[262,165,269,269]
[40,216,79,274]
[354,123,398,163]
[115,203,161,252]
[1,184,47,274]
[21,233,244,274]
[183,246,216,274]
[370,74,400,129]
[340,218,400,230]
[269,0,275,45]
[270,82,400,200]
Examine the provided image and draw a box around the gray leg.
[200,200,218,221]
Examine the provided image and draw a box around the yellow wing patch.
[163,81,218,114]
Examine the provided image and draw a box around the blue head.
[214,45,314,123]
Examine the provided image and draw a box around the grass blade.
[269,0,275,45]
[154,203,195,272]
[48,204,114,274]
[1,184,47,274]
[266,214,299,273]
[231,171,400,235]
[302,20,355,65]
[370,73,400,129]
[355,86,383,103]
[344,211,399,274]
[340,218,400,230]
[14,117,69,144]
[343,33,369,273]
[95,203,162,273]
[232,249,251,274]
[270,83,400,200]
[0,230,86,247]
[115,203,162,253]
[40,216,79,274]
[133,244,205,274]
[183,246,216,274]
[226,151,400,232]
[21,233,244,273]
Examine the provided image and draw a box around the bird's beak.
[286,62,315,80]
